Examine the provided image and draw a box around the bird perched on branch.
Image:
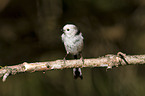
[61,24,84,79]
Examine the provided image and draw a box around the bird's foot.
[80,57,84,64]
[63,58,66,65]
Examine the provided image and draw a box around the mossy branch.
[0,52,145,82]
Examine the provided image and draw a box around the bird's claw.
[63,58,66,65]
[80,57,84,64]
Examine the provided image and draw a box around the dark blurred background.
[0,0,145,96]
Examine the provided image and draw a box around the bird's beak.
[61,29,65,32]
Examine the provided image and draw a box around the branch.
[0,52,145,82]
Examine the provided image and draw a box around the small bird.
[61,24,84,79]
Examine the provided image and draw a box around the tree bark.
[0,52,145,82]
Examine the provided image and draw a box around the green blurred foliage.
[0,0,145,96]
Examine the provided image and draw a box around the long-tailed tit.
[61,24,84,79]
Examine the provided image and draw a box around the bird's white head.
[62,24,78,37]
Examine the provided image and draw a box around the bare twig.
[0,52,145,82]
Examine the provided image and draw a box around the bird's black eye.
[67,29,70,31]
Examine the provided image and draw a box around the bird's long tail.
[73,55,83,79]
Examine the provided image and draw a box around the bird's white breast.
[61,33,83,55]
